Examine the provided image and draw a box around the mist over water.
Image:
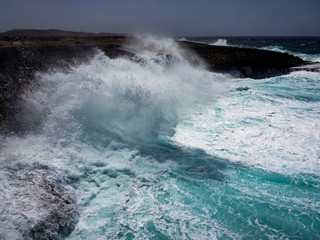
[1,37,320,239]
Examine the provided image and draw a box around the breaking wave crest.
[210,39,228,46]
[12,37,225,145]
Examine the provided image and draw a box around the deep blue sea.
[1,37,320,239]
[182,36,320,62]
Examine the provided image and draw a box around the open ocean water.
[1,36,320,239]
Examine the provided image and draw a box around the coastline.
[0,29,311,133]
[0,30,319,239]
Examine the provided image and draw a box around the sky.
[0,0,320,36]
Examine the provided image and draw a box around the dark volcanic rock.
[0,165,78,240]
[0,41,134,133]
[181,42,307,78]
[0,45,96,133]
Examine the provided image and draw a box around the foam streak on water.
[173,71,320,175]
[1,37,320,239]
[261,46,320,63]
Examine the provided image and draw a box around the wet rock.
[0,165,78,240]
[181,41,307,79]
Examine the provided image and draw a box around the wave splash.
[0,37,227,238]
[210,39,228,46]
[12,37,225,145]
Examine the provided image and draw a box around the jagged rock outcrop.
[0,165,78,240]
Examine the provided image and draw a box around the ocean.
[1,36,320,239]
[182,36,320,63]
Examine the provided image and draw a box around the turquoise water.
[172,72,320,239]
[1,37,320,239]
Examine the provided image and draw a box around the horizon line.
[1,28,320,38]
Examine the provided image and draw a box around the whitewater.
[1,37,320,239]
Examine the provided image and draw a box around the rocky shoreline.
[0,29,316,239]
[181,41,308,78]
[0,165,78,240]
[0,29,314,133]
[0,30,311,134]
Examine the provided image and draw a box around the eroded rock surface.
[0,165,78,240]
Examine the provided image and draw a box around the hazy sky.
[1,0,319,36]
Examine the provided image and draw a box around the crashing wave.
[210,39,228,46]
